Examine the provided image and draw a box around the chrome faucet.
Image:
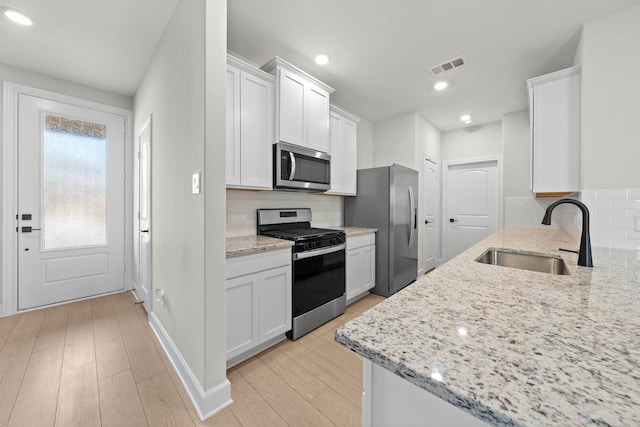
[541,199,593,267]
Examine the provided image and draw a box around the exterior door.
[137,116,152,313]
[444,159,500,262]
[17,93,126,310]
[423,159,437,272]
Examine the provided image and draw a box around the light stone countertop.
[226,235,293,258]
[226,226,375,258]
[330,226,377,237]
[335,227,640,426]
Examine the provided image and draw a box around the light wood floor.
[0,291,384,426]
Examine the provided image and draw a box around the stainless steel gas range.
[257,208,346,340]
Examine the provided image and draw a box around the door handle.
[21,226,41,233]
[425,220,430,224]
[140,229,149,233]
[449,218,458,223]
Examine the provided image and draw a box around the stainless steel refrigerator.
[344,164,418,297]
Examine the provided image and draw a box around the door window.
[43,114,107,249]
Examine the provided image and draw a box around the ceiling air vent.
[429,56,466,75]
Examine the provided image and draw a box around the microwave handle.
[289,152,296,180]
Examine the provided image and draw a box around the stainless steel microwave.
[274,142,331,192]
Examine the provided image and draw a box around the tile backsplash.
[226,189,343,237]
[505,189,640,250]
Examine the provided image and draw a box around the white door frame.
[441,156,503,263]
[135,115,152,313]
[2,82,134,316]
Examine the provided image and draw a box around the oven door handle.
[293,243,346,260]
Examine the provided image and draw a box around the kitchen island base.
[363,359,490,427]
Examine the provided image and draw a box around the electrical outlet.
[635,215,640,232]
[192,172,200,194]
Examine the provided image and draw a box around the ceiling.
[228,0,640,131]
[1,0,638,131]
[0,0,178,96]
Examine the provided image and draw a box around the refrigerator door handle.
[408,186,416,247]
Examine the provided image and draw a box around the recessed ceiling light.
[3,9,32,26]
[315,54,330,65]
[460,114,471,122]
[433,81,449,91]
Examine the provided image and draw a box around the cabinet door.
[306,83,331,152]
[240,72,273,189]
[529,68,581,193]
[279,69,306,146]
[225,65,241,186]
[328,112,343,194]
[226,274,259,360]
[258,265,292,342]
[346,248,362,301]
[342,118,357,195]
[361,245,375,292]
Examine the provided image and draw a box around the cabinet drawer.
[346,233,375,251]
[227,249,291,280]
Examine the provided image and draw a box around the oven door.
[292,245,345,318]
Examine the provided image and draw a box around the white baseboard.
[149,313,232,421]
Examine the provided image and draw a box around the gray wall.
[579,4,640,190]
[441,121,503,161]
[502,110,532,197]
[133,0,227,392]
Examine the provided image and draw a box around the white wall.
[502,110,531,198]
[133,0,227,403]
[0,63,132,308]
[580,4,640,190]
[373,112,416,169]
[441,121,503,161]
[357,118,374,169]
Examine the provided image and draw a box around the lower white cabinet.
[226,249,291,365]
[346,233,376,304]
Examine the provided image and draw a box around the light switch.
[192,172,200,194]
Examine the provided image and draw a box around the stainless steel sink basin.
[475,249,571,275]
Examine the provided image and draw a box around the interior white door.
[423,159,437,272]
[17,93,126,310]
[137,116,152,313]
[444,160,499,262]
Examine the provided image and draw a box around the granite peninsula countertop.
[335,227,640,426]
[226,235,293,258]
[226,226,376,258]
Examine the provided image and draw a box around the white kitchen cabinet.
[226,249,291,365]
[262,56,334,152]
[327,105,360,196]
[346,233,376,304]
[527,66,581,195]
[226,55,274,190]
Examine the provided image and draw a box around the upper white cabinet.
[527,66,581,195]
[262,57,334,152]
[327,105,360,196]
[226,55,275,190]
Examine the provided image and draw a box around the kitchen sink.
[475,248,571,275]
